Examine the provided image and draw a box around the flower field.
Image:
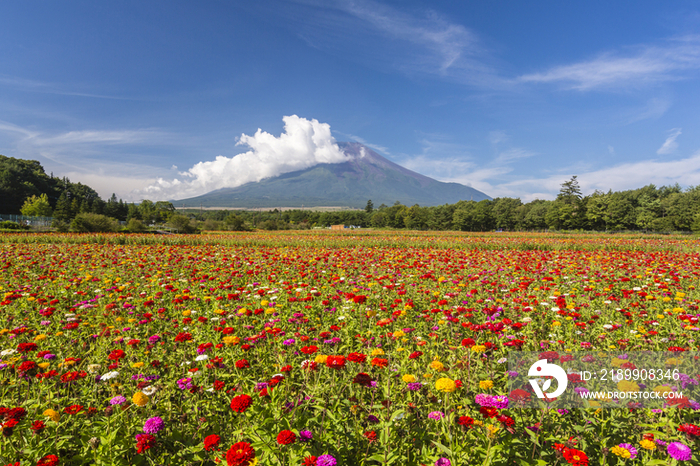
[1,231,700,466]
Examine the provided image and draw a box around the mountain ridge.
[172,142,490,208]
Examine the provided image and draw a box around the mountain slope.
[173,142,490,208]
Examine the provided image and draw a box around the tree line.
[4,152,700,233]
[191,177,700,233]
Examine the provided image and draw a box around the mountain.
[172,142,490,208]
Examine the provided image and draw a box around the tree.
[168,214,197,233]
[558,176,582,204]
[365,200,374,214]
[224,214,247,231]
[20,194,53,217]
[53,192,72,221]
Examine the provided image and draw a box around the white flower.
[195,355,208,361]
[101,371,119,380]
[0,349,17,357]
[603,324,613,330]
[87,364,102,374]
[497,357,507,364]
[143,386,158,396]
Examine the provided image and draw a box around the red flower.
[479,407,498,418]
[353,372,374,387]
[461,338,475,347]
[213,380,225,391]
[230,394,253,413]
[235,359,250,369]
[276,429,296,445]
[63,405,83,415]
[31,420,46,434]
[347,352,366,363]
[108,349,126,361]
[302,456,317,466]
[325,355,346,369]
[679,423,700,436]
[17,342,38,353]
[2,418,18,437]
[203,434,221,451]
[563,448,589,466]
[364,430,377,442]
[497,414,515,427]
[17,360,37,374]
[226,441,256,466]
[135,433,156,454]
[175,332,192,342]
[36,455,59,466]
[371,357,388,368]
[301,345,318,355]
[408,351,423,359]
[458,416,475,427]
[353,295,367,304]
[281,365,292,372]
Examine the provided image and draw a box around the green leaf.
[431,440,453,456]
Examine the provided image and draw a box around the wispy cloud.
[627,97,672,123]
[0,74,134,100]
[466,151,700,202]
[518,35,700,90]
[337,132,392,155]
[657,128,682,154]
[289,0,499,86]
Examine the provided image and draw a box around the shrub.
[167,214,197,234]
[71,213,119,232]
[127,218,148,233]
[0,220,29,230]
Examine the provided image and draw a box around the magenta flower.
[668,442,692,461]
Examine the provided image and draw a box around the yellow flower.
[429,360,445,372]
[471,345,486,353]
[131,362,144,368]
[182,310,191,317]
[223,336,240,346]
[611,446,631,458]
[435,377,457,393]
[639,439,656,450]
[132,392,149,407]
[479,380,494,390]
[616,380,640,392]
[402,374,417,383]
[371,348,385,356]
[610,358,625,367]
[34,334,47,341]
[314,355,328,364]
[43,409,60,422]
[423,373,433,379]
[653,385,672,395]
[665,357,682,365]
[393,330,405,338]
[486,424,499,437]
[38,362,50,369]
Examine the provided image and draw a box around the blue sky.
[2,1,700,202]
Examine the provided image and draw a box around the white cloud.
[140,115,350,200]
[628,97,672,123]
[518,35,700,90]
[657,128,682,154]
[608,145,615,155]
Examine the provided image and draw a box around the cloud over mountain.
[140,115,349,200]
